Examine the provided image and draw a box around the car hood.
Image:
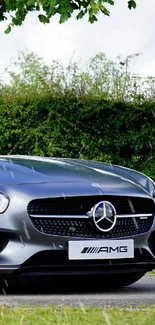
[0,156,151,198]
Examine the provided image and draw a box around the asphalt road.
[0,275,154,307]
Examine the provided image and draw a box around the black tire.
[96,271,146,289]
[0,271,147,293]
[0,274,31,294]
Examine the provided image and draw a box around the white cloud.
[0,0,155,78]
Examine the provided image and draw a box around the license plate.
[68,239,134,260]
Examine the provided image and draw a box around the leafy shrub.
[0,93,155,179]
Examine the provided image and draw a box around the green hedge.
[0,94,155,179]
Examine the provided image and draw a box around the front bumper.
[0,233,155,276]
[0,186,154,276]
[16,248,155,276]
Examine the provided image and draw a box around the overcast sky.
[0,0,155,78]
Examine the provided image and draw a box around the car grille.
[27,196,154,215]
[30,216,154,238]
[28,195,155,238]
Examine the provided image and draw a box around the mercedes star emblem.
[88,201,117,232]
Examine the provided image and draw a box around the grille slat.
[28,196,154,215]
[30,216,153,238]
[28,196,154,238]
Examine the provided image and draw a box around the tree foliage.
[2,51,155,102]
[0,0,137,33]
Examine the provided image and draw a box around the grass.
[148,270,155,275]
[0,306,155,325]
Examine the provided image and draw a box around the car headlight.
[0,194,9,213]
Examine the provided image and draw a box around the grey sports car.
[0,155,155,288]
